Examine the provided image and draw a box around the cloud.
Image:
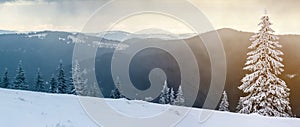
[0,0,16,3]
[0,0,107,32]
[0,0,300,34]
[0,0,60,4]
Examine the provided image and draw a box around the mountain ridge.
[1,28,300,117]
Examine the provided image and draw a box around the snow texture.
[26,33,47,39]
[0,88,299,127]
[286,74,297,79]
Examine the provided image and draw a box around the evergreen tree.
[236,96,245,112]
[13,60,27,90]
[68,77,76,95]
[170,88,175,105]
[49,74,57,93]
[174,85,185,106]
[219,91,229,111]
[0,68,10,88]
[72,60,87,96]
[159,80,170,104]
[57,60,67,94]
[238,13,292,117]
[34,68,46,92]
[110,76,124,99]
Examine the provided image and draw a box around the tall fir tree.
[169,88,175,105]
[174,85,185,106]
[72,60,88,96]
[34,68,46,92]
[238,13,292,117]
[159,80,170,104]
[68,76,76,95]
[49,74,58,93]
[219,91,229,111]
[13,60,28,90]
[57,60,67,94]
[110,76,124,99]
[0,68,10,88]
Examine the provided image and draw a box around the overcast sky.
[0,0,299,34]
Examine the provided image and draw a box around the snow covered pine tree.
[238,13,292,117]
[173,85,185,106]
[159,80,170,104]
[170,88,175,105]
[13,60,28,90]
[49,74,58,93]
[72,60,88,96]
[57,60,67,94]
[0,68,10,88]
[68,76,76,95]
[35,68,46,92]
[219,91,229,111]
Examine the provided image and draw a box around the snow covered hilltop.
[0,88,299,127]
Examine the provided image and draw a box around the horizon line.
[1,27,300,36]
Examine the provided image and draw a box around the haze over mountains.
[0,28,299,117]
[0,30,16,34]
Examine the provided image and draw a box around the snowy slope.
[0,88,97,127]
[0,88,299,127]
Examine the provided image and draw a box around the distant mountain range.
[87,31,197,41]
[0,30,16,34]
[0,28,300,117]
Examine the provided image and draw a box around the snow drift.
[0,88,299,127]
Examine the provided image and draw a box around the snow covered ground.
[0,88,299,127]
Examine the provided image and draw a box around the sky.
[0,0,299,34]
